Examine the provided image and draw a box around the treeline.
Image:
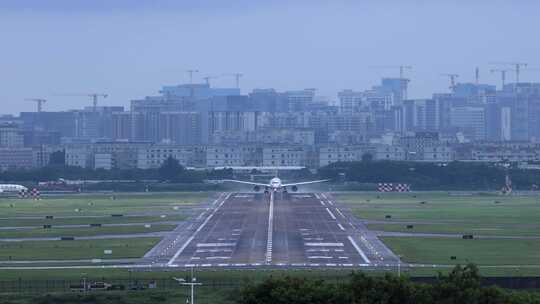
[240,264,540,304]
[319,161,540,190]
[0,157,233,183]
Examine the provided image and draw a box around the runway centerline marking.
[347,236,371,264]
[337,223,346,231]
[266,192,274,264]
[320,201,326,206]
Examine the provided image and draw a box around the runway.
[144,192,399,268]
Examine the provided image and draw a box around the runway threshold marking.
[196,243,235,247]
[335,208,345,218]
[320,200,326,206]
[347,236,371,264]
[326,208,337,220]
[166,193,231,266]
[266,192,274,264]
[305,242,344,247]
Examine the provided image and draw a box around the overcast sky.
[0,0,538,114]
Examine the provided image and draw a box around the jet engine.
[253,185,261,192]
[291,185,298,192]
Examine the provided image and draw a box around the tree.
[361,152,373,162]
[158,156,185,182]
[48,150,66,166]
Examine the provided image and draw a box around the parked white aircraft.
[223,177,329,193]
[0,184,28,193]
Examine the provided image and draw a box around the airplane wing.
[222,180,269,187]
[282,179,330,187]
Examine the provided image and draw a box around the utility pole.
[441,73,459,92]
[186,69,199,84]
[475,67,480,85]
[25,98,47,112]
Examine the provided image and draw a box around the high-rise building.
[374,78,409,106]
[285,89,316,112]
[338,90,364,114]
[450,106,486,140]
[0,123,24,147]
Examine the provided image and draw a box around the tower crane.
[55,93,108,111]
[369,65,412,79]
[223,73,243,88]
[202,75,220,86]
[25,98,47,112]
[186,69,199,84]
[490,68,512,89]
[441,74,459,91]
[490,62,527,83]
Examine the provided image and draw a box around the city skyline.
[1,0,539,114]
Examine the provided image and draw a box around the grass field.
[335,192,540,270]
[0,224,176,238]
[0,192,211,263]
[336,192,540,233]
[382,237,540,266]
[367,223,540,236]
[0,214,187,227]
[0,192,210,216]
[0,238,160,260]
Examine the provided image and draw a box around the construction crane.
[441,74,459,91]
[25,98,47,112]
[369,65,412,79]
[222,73,243,89]
[490,68,511,89]
[202,75,220,86]
[490,62,527,83]
[55,93,108,111]
[186,69,199,84]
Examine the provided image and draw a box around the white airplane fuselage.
[269,177,283,191]
[0,184,28,193]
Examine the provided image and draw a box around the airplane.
[0,184,28,194]
[223,177,329,193]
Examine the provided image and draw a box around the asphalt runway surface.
[144,192,399,268]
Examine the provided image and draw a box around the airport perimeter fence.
[0,278,244,294]
[0,275,357,294]
[2,276,540,294]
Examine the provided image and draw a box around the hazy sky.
[1,0,539,114]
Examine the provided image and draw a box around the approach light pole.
[173,269,202,304]
[81,272,87,294]
[397,255,403,277]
